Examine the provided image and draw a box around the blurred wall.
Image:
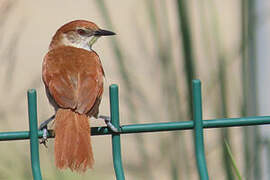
[256,0,270,179]
[0,0,263,179]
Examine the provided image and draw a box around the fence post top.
[192,79,201,84]
[110,84,119,89]
[27,89,37,94]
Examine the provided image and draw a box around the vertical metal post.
[110,84,125,180]
[192,80,209,180]
[27,89,42,180]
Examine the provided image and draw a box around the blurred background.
[0,0,270,179]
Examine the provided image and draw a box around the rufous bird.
[41,20,116,172]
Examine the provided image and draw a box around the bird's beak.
[89,29,116,49]
[94,29,116,36]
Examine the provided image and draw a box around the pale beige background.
[0,0,248,179]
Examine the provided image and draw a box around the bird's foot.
[99,115,119,133]
[39,115,55,148]
[39,115,55,130]
[40,128,48,148]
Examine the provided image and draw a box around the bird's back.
[42,46,104,114]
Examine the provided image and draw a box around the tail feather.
[54,108,94,172]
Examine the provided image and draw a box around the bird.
[41,20,116,172]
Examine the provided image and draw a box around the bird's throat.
[88,36,99,49]
[59,34,95,51]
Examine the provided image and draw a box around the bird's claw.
[99,115,119,133]
[40,127,48,148]
[39,115,55,148]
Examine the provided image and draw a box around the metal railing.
[1,79,270,180]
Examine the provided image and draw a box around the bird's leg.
[39,115,55,147]
[98,115,119,133]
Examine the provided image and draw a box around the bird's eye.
[77,29,88,36]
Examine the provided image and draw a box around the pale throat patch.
[61,33,98,51]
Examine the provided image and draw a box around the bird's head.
[49,20,116,51]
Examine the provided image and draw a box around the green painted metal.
[1,116,270,140]
[192,80,209,180]
[27,89,42,180]
[110,84,126,180]
[0,131,30,141]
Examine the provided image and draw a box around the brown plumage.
[54,109,94,171]
[42,20,115,172]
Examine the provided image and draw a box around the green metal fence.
[1,79,270,180]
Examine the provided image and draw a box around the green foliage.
[224,140,243,180]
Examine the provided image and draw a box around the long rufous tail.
[54,108,94,172]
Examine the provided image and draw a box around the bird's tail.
[54,108,94,172]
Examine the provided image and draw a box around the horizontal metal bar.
[1,116,270,141]
[121,121,194,133]
[203,116,270,127]
[0,131,30,141]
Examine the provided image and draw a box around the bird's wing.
[42,46,104,114]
